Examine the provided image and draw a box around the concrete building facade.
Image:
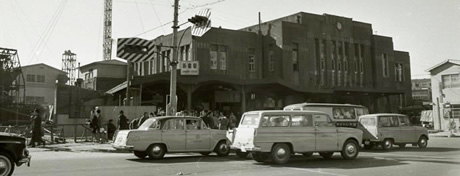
[115,12,412,115]
[79,60,127,92]
[427,59,460,130]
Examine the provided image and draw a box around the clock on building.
[337,22,343,30]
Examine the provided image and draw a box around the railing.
[0,123,105,144]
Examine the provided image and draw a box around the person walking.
[218,112,229,130]
[228,112,237,129]
[138,112,149,127]
[107,119,116,140]
[29,108,45,147]
[117,110,129,130]
[90,109,102,142]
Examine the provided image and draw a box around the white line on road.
[288,168,349,176]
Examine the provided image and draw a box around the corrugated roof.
[425,59,460,72]
[105,81,127,94]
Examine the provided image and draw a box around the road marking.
[288,168,348,176]
[368,152,458,160]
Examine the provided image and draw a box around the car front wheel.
[271,144,291,164]
[0,153,14,176]
[382,139,393,150]
[418,136,428,149]
[341,140,359,160]
[147,144,166,159]
[215,141,230,156]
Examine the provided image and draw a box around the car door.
[290,114,316,152]
[378,116,401,142]
[185,119,211,151]
[161,118,186,151]
[398,116,416,143]
[314,114,338,151]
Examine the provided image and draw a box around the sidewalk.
[428,130,460,138]
[27,141,128,153]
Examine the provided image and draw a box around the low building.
[79,60,127,92]
[427,59,460,130]
[114,11,412,115]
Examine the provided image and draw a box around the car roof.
[244,110,328,115]
[359,113,407,118]
[284,103,366,108]
[153,116,201,121]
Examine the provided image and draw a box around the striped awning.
[116,37,156,63]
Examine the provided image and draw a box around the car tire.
[382,139,393,150]
[236,150,248,159]
[200,152,211,156]
[363,143,374,150]
[341,140,359,160]
[319,152,334,159]
[147,144,166,159]
[302,152,313,157]
[0,152,14,176]
[252,152,269,163]
[133,151,147,159]
[398,144,406,148]
[270,144,291,164]
[418,136,428,149]
[214,141,230,157]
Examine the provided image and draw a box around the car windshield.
[138,118,160,130]
[240,114,261,128]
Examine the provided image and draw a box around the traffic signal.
[188,15,208,27]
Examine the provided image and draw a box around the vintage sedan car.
[0,132,31,176]
[359,113,429,150]
[112,116,230,159]
[229,110,363,164]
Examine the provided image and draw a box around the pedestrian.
[90,109,102,142]
[117,110,129,130]
[138,112,149,127]
[228,112,237,129]
[107,119,116,140]
[218,112,229,130]
[29,108,45,147]
[130,118,140,129]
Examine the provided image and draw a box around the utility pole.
[167,0,179,115]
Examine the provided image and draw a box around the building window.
[320,40,326,86]
[269,45,275,72]
[382,53,389,77]
[219,46,227,70]
[37,75,45,83]
[180,45,190,61]
[292,43,299,71]
[395,63,404,82]
[210,45,218,70]
[451,104,460,119]
[442,74,460,88]
[248,55,255,72]
[26,74,35,82]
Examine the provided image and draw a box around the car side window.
[291,115,313,127]
[314,114,335,127]
[162,119,184,130]
[261,115,290,127]
[186,119,201,130]
[379,116,399,127]
[399,116,411,126]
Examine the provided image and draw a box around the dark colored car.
[0,132,31,176]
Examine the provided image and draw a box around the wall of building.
[18,64,64,106]
[431,63,460,130]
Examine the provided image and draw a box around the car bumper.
[112,144,134,151]
[17,155,31,167]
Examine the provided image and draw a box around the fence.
[0,123,104,144]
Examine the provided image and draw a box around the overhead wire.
[149,0,166,35]
[135,0,145,32]
[28,0,69,64]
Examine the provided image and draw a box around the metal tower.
[0,47,25,106]
[103,0,113,60]
[62,50,77,85]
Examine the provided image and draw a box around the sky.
[1,0,459,79]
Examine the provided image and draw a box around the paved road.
[15,138,460,176]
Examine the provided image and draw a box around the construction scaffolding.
[62,50,77,86]
[0,47,25,106]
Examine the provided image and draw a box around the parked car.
[229,110,363,164]
[0,132,31,176]
[112,116,230,159]
[358,113,429,150]
[283,103,369,128]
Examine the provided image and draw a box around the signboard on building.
[180,61,199,75]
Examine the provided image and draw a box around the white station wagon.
[229,110,363,164]
[113,116,230,159]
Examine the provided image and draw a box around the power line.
[149,0,166,35]
[134,0,145,32]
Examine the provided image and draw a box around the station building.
[114,12,412,114]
